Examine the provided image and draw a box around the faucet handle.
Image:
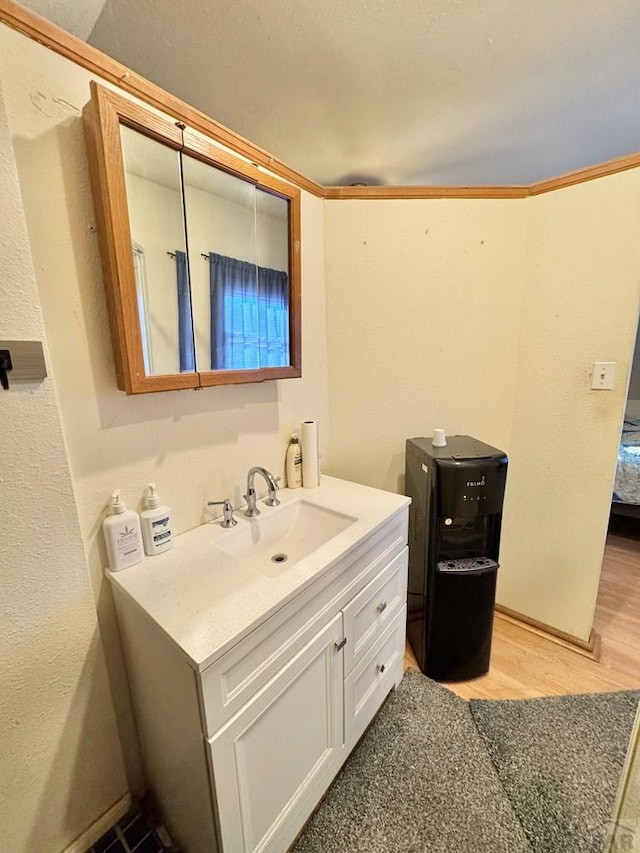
[243,488,260,518]
[207,498,238,528]
[265,476,281,507]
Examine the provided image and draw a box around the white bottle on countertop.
[103,490,144,571]
[140,483,174,556]
[286,433,303,488]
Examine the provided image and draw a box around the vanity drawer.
[344,605,406,748]
[343,548,407,675]
[200,514,407,736]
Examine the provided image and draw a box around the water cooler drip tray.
[437,557,498,574]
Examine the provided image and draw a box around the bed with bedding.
[612,415,640,517]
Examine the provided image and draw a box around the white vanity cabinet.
[110,478,409,853]
[209,612,345,853]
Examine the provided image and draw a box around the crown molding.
[0,0,325,198]
[528,151,640,196]
[1,0,639,202]
[323,185,529,199]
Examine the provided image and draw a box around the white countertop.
[108,475,410,672]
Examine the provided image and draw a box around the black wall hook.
[0,349,13,390]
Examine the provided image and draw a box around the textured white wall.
[20,0,108,39]
[323,198,527,492]
[0,23,328,851]
[0,56,127,853]
[324,186,639,642]
[499,174,640,639]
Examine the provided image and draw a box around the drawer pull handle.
[377,601,388,613]
[335,637,347,651]
[377,663,386,674]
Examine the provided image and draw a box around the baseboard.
[494,605,601,661]
[61,792,131,853]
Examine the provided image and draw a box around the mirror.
[83,82,301,394]
[181,153,291,373]
[120,126,193,377]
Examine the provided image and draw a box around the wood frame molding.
[495,603,600,658]
[3,0,640,204]
[528,151,640,196]
[324,154,640,199]
[323,185,530,200]
[83,82,199,393]
[61,793,131,853]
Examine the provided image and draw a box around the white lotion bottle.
[286,433,303,488]
[103,490,144,571]
[140,483,174,556]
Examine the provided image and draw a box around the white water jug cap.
[432,429,447,447]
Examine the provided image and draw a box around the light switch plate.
[591,361,615,390]
[0,340,47,383]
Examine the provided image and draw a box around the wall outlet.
[591,362,616,390]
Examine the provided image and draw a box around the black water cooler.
[405,435,508,681]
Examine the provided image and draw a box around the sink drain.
[271,553,288,564]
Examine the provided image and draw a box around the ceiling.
[19,0,640,186]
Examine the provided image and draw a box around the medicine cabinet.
[83,82,301,393]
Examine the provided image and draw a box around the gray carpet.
[470,690,640,853]
[293,670,639,853]
[294,670,532,853]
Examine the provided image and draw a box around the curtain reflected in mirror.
[207,253,288,370]
[175,250,196,372]
[181,153,291,373]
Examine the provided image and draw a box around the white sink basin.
[214,499,357,576]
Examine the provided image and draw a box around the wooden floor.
[404,532,640,700]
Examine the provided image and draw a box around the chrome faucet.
[244,467,280,517]
[207,498,237,528]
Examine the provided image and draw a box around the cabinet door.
[208,613,344,853]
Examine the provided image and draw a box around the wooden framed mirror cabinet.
[83,82,301,394]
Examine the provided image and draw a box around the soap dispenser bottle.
[286,433,303,488]
[140,483,174,556]
[103,490,144,571]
